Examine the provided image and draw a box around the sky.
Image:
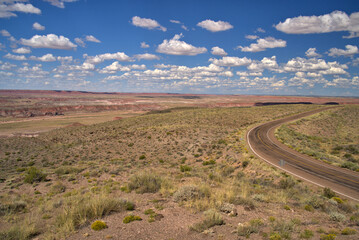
[0,0,359,96]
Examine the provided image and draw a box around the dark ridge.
[254,102,313,106]
[324,102,339,105]
[146,106,200,115]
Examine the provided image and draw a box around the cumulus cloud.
[29,53,56,62]
[156,33,207,56]
[12,47,31,54]
[209,56,252,67]
[0,2,41,18]
[197,19,233,32]
[211,46,227,56]
[74,37,85,47]
[256,28,265,33]
[131,16,166,32]
[305,48,321,58]
[4,53,26,60]
[1,29,11,37]
[43,0,79,8]
[99,61,146,74]
[33,22,45,30]
[238,37,286,52]
[245,35,258,40]
[20,34,77,50]
[283,57,348,75]
[85,35,101,43]
[247,56,279,72]
[328,45,359,57]
[134,53,160,60]
[85,51,132,64]
[140,42,149,48]
[57,56,73,62]
[275,10,359,38]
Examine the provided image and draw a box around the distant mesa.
[254,102,313,106]
[324,102,339,105]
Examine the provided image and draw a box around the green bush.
[24,167,47,184]
[237,218,264,237]
[180,165,192,172]
[91,220,107,231]
[323,188,336,199]
[202,160,216,166]
[300,229,314,239]
[0,200,26,215]
[329,212,346,222]
[128,172,162,193]
[191,209,224,232]
[320,234,336,240]
[341,227,356,235]
[173,185,207,202]
[123,215,142,224]
[51,182,66,194]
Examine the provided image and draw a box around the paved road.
[247,107,359,201]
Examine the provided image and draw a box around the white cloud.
[328,45,359,57]
[4,53,26,60]
[245,35,258,40]
[134,53,160,60]
[57,56,73,62]
[0,2,41,18]
[20,34,77,50]
[283,57,348,75]
[1,29,10,37]
[219,71,233,77]
[33,22,45,31]
[75,37,85,47]
[140,42,149,48]
[0,62,16,70]
[211,46,227,56]
[85,51,132,64]
[197,19,233,32]
[99,61,146,74]
[85,35,101,43]
[256,28,265,33]
[305,48,321,58]
[275,10,359,38]
[131,16,166,32]
[209,56,252,67]
[238,37,286,52]
[12,47,31,54]
[170,19,188,31]
[43,0,78,8]
[30,53,56,62]
[247,56,279,72]
[156,33,207,56]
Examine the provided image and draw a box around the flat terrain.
[248,107,359,201]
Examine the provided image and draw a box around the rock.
[219,202,236,213]
[83,233,90,237]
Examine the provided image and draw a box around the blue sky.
[0,0,358,96]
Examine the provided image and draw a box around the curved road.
[247,107,359,201]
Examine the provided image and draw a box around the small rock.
[83,233,90,237]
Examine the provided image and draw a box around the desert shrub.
[91,220,107,231]
[128,172,162,193]
[0,200,27,215]
[202,160,216,166]
[242,160,249,168]
[329,212,346,222]
[144,209,155,215]
[271,219,296,239]
[191,209,224,232]
[350,213,359,225]
[300,229,314,239]
[269,233,282,240]
[55,166,82,176]
[56,195,133,233]
[180,165,192,172]
[221,165,235,177]
[139,155,146,160]
[304,204,314,212]
[24,167,46,184]
[331,197,343,204]
[237,218,264,237]
[278,178,295,189]
[0,224,39,240]
[173,185,207,202]
[51,182,66,194]
[320,234,336,240]
[341,227,356,235]
[283,205,291,210]
[123,215,142,224]
[323,188,336,199]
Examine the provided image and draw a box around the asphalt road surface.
[247,107,359,201]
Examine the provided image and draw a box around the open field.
[276,106,359,172]
[1,102,359,240]
[1,90,358,136]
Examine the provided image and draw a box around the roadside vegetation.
[1,104,358,239]
[276,105,359,172]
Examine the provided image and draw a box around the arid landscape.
[1,90,359,240]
